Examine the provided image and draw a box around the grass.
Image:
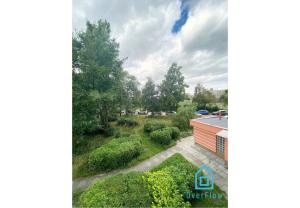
[73,115,188,179]
[73,153,227,208]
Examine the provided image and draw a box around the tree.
[160,63,188,111]
[122,73,141,114]
[141,78,160,112]
[192,83,216,110]
[219,89,228,107]
[172,100,196,130]
[72,20,124,135]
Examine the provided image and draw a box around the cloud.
[73,0,228,94]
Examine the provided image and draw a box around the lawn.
[73,153,227,208]
[72,115,191,179]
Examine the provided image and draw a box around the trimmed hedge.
[80,172,152,208]
[150,128,172,145]
[117,118,138,127]
[88,136,142,171]
[152,153,197,195]
[150,127,180,145]
[143,120,166,133]
[143,170,191,208]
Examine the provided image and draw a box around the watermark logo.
[194,164,214,190]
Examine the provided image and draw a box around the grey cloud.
[73,0,227,93]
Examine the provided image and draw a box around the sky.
[73,0,228,94]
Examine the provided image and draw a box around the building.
[190,116,228,166]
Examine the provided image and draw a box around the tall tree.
[142,78,160,112]
[72,20,123,134]
[122,73,141,114]
[160,63,188,111]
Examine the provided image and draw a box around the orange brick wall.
[190,119,228,162]
[224,138,228,161]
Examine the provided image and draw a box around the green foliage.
[142,78,160,112]
[205,103,220,112]
[80,172,152,208]
[72,83,99,136]
[117,117,138,127]
[179,130,193,138]
[151,153,197,198]
[150,129,172,145]
[88,136,142,171]
[192,83,217,110]
[144,120,166,133]
[165,127,180,140]
[172,100,196,130]
[72,20,123,136]
[143,170,191,208]
[219,89,228,107]
[160,63,188,111]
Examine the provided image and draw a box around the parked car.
[195,110,209,115]
[212,110,228,116]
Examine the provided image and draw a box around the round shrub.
[164,127,180,140]
[150,129,172,145]
[80,172,152,208]
[117,118,138,127]
[144,121,166,133]
[88,136,142,171]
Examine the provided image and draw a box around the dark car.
[195,110,209,115]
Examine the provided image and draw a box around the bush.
[172,100,196,130]
[143,170,191,208]
[104,127,116,137]
[117,117,138,127]
[115,130,131,138]
[151,153,198,197]
[180,130,192,138]
[88,136,143,171]
[144,120,166,133]
[150,129,172,145]
[80,172,152,208]
[165,127,180,140]
[108,114,118,122]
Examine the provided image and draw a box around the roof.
[194,116,228,129]
[216,129,228,138]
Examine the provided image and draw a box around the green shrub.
[165,127,180,140]
[143,170,191,208]
[150,129,172,145]
[108,114,118,122]
[115,130,131,138]
[104,127,116,137]
[144,121,166,133]
[151,153,197,195]
[172,100,196,130]
[180,130,192,138]
[80,172,152,208]
[88,136,143,171]
[117,117,138,127]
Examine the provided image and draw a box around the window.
[216,136,225,154]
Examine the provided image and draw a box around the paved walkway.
[73,136,228,194]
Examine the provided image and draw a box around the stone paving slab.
[73,136,228,194]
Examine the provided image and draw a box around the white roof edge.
[216,129,228,138]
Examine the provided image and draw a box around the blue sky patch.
[172,0,190,33]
